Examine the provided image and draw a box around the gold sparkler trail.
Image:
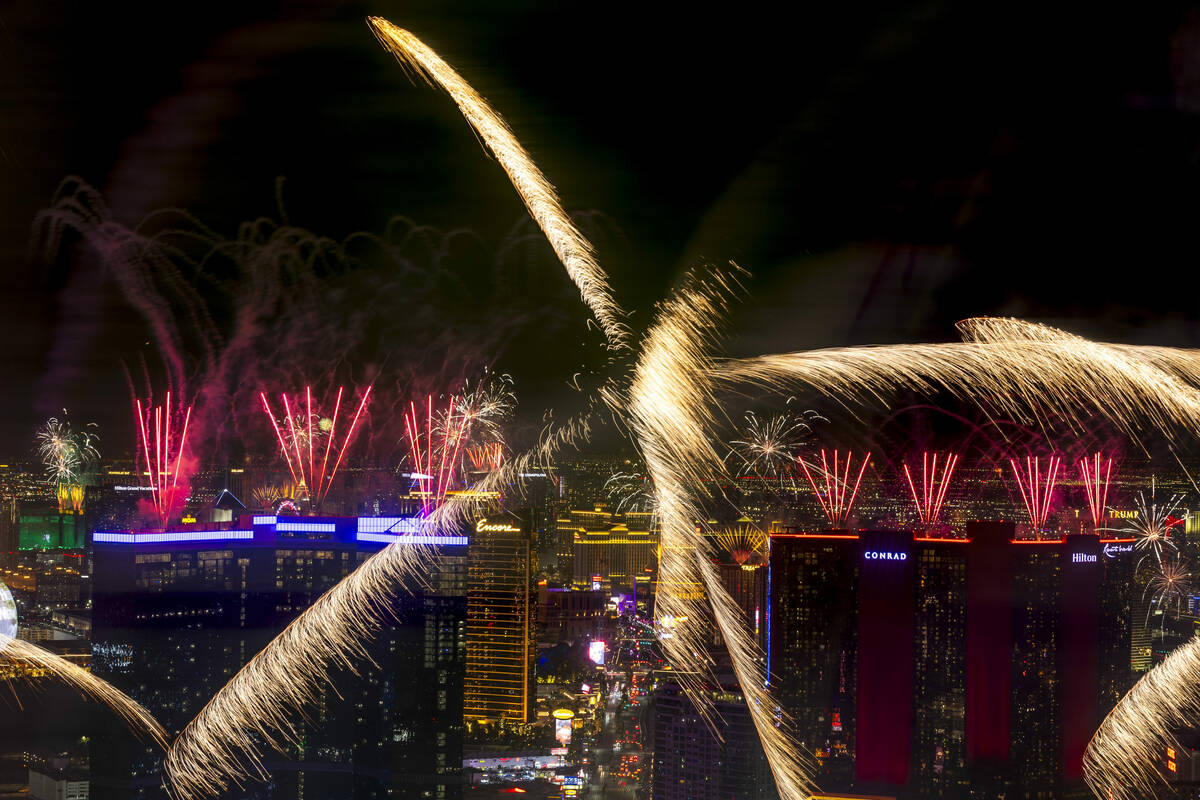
[1,635,167,747]
[367,17,630,351]
[162,521,445,797]
[712,318,1200,440]
[1083,638,1200,800]
[625,270,814,799]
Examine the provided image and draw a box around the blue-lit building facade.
[89,515,467,800]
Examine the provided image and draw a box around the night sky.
[4,0,1200,456]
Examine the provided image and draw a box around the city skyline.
[7,4,1200,800]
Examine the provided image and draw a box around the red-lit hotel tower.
[767,524,1134,800]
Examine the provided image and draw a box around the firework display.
[623,271,816,800]
[1078,453,1114,530]
[454,372,516,444]
[249,482,298,511]
[134,394,192,529]
[713,522,767,567]
[901,451,958,529]
[604,471,656,515]
[1084,637,1200,800]
[36,412,98,513]
[466,442,503,472]
[1125,479,1187,572]
[1147,557,1192,615]
[147,18,1200,800]
[798,449,871,529]
[727,407,819,481]
[260,386,372,508]
[403,395,469,516]
[367,18,629,351]
[1008,455,1061,533]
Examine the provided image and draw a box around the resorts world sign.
[1103,542,1133,558]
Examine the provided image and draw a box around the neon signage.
[863,551,907,561]
[1071,552,1097,563]
[476,519,521,533]
[1103,543,1133,558]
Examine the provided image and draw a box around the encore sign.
[863,551,908,561]
[476,519,522,533]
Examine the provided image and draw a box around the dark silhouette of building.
[767,524,1134,799]
[651,665,766,800]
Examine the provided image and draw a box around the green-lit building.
[19,508,84,550]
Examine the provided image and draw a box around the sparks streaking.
[604,470,655,515]
[1124,478,1187,573]
[714,522,767,568]
[1078,453,1113,530]
[1008,455,1061,533]
[134,393,192,529]
[36,412,99,513]
[466,442,503,472]
[260,386,372,509]
[367,18,629,350]
[799,449,870,528]
[727,405,820,482]
[1147,557,1192,617]
[403,395,470,516]
[2,635,167,747]
[902,452,958,530]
